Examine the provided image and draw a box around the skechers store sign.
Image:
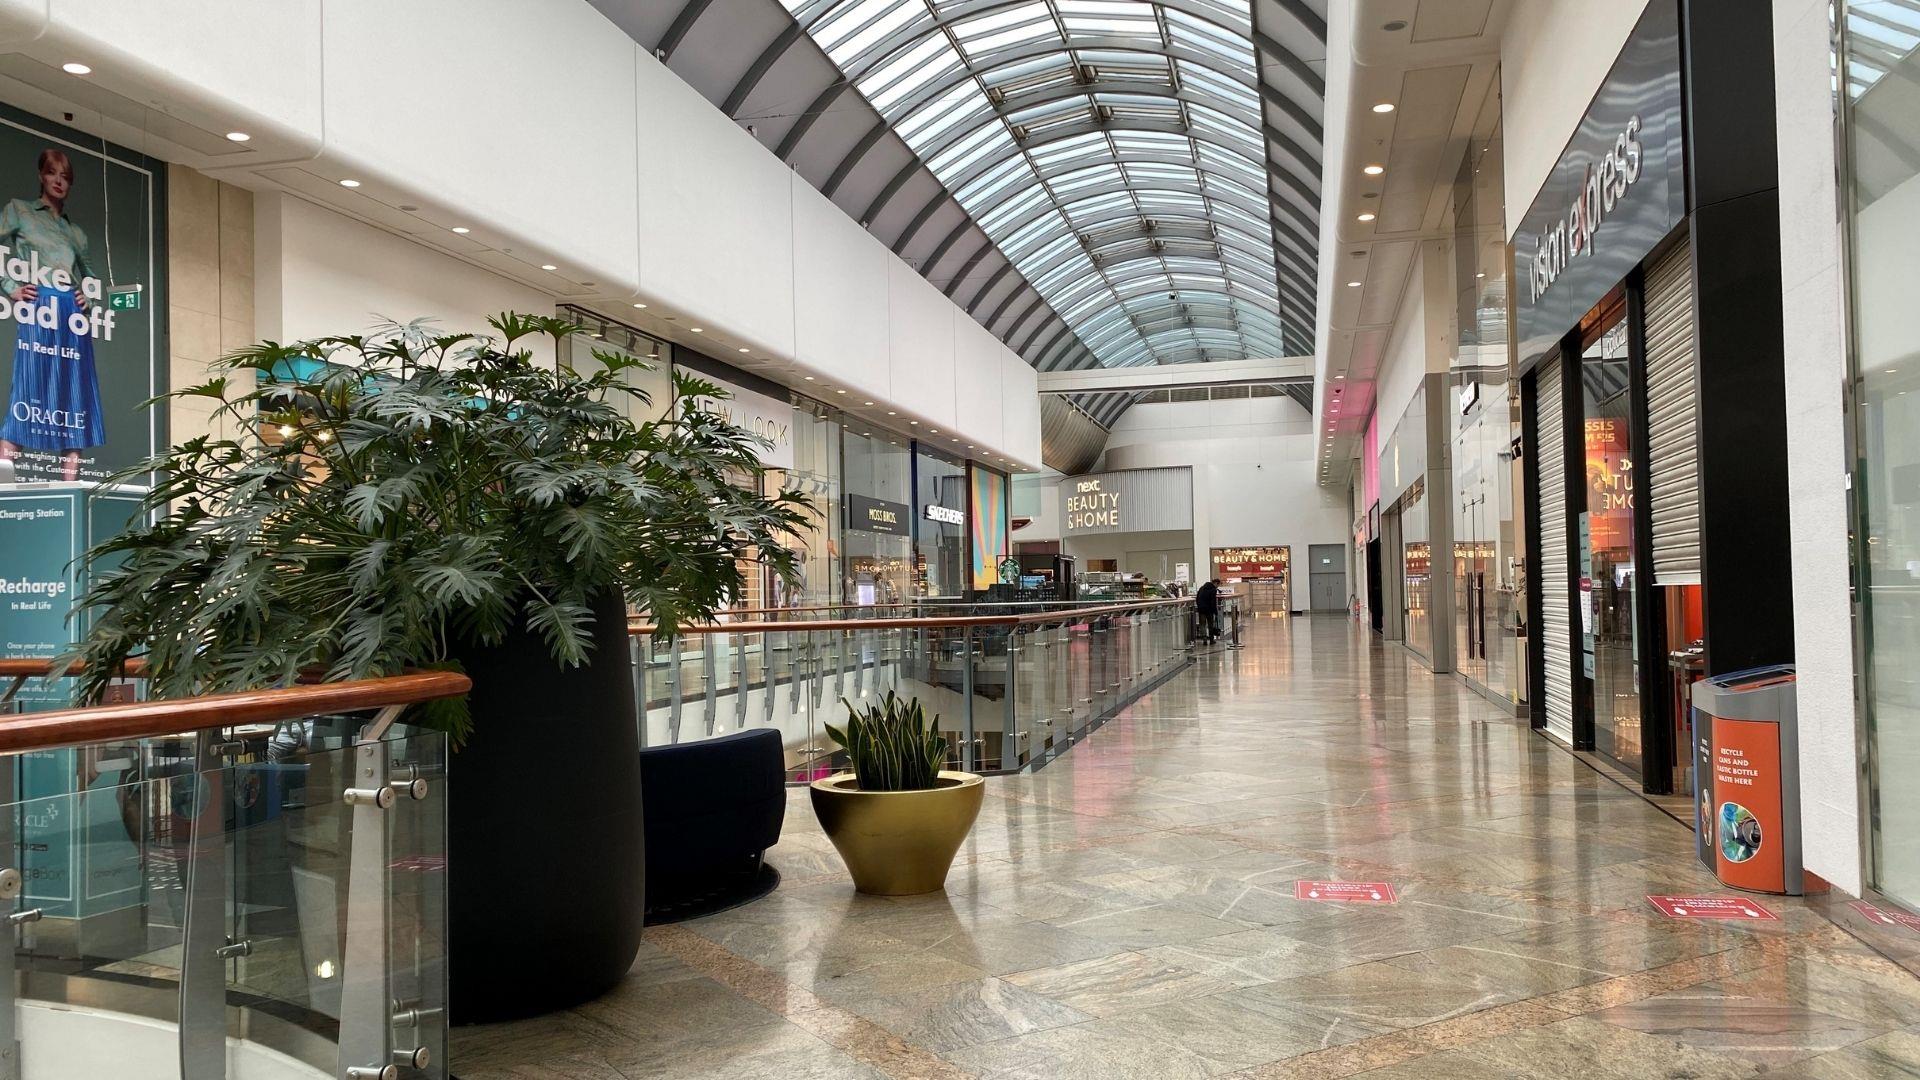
[1060,467,1194,536]
[1511,0,1685,373]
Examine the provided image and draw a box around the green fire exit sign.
[107,285,142,311]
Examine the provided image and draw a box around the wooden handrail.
[0,671,471,753]
[0,657,149,679]
[626,599,1098,623]
[629,597,1193,636]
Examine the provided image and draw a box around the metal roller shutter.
[1536,357,1575,746]
[1645,238,1701,585]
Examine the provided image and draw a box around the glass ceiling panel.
[787,0,1294,367]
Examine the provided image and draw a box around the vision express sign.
[1511,0,1685,373]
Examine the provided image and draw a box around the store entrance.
[1580,298,1643,778]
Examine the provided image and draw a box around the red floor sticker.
[1849,899,1920,932]
[1647,895,1778,921]
[1296,880,1397,904]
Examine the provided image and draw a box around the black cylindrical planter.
[449,592,643,1023]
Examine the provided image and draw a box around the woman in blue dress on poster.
[0,148,105,483]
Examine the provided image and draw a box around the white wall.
[255,193,555,358]
[1372,249,1434,449]
[1100,398,1352,611]
[1501,0,1655,237]
[0,0,1041,468]
[1012,473,1064,543]
[1775,0,1860,895]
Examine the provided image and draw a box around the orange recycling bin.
[1690,666,1801,895]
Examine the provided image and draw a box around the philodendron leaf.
[63,312,819,741]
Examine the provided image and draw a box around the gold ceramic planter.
[809,770,985,895]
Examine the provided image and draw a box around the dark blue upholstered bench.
[639,728,785,920]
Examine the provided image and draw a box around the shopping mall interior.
[0,0,1916,1076]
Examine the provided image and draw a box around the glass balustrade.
[634,599,1193,779]
[0,673,454,1080]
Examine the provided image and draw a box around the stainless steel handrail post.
[1006,626,1022,769]
[630,636,648,749]
[339,706,405,1080]
[667,636,684,744]
[734,634,750,729]
[960,628,976,772]
[178,728,231,1080]
[702,640,719,737]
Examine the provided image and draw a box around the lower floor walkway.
[455,618,1920,1079]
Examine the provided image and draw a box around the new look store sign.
[1511,0,1685,373]
[688,371,794,471]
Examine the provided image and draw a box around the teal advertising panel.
[0,484,146,925]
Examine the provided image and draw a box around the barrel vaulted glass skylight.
[777,0,1299,367]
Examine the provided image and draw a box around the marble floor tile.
[1225,959,1508,1032]
[1140,926,1367,987]
[1587,981,1890,1068]
[1795,1029,1920,1079]
[830,976,1092,1052]
[455,622,1911,1080]
[1002,949,1239,1016]
[942,1016,1238,1079]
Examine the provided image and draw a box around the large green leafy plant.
[827,692,952,791]
[67,314,809,738]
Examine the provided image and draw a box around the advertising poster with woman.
[0,107,161,486]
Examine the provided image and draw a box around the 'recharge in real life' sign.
[1059,467,1194,535]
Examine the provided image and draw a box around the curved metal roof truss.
[774,0,1322,369]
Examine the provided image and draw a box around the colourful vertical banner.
[968,466,1008,591]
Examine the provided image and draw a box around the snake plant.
[828,692,951,791]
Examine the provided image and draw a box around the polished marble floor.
[453,618,1920,1079]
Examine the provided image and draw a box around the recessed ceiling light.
[1357,213,1376,222]
[1477,272,1486,278]
[338,179,361,188]
[62,62,91,75]
[803,375,814,380]
[1346,281,1362,288]
[540,264,558,271]
[738,346,750,353]
[1363,164,1385,176]
[864,401,875,406]
[888,411,897,416]
[837,389,848,394]
[451,226,471,234]
[690,327,703,333]
[909,421,919,425]
[226,131,251,142]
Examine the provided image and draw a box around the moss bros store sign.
[1511,0,1685,373]
[846,494,908,536]
[1060,467,1193,535]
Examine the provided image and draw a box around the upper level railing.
[0,664,466,1080]
[630,597,1196,780]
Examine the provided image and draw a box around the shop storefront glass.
[1843,3,1920,906]
[842,428,913,606]
[558,309,672,425]
[914,443,967,598]
[1448,73,1523,706]
[769,399,840,608]
[1581,303,1641,774]
[1400,477,1431,659]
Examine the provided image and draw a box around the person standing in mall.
[1195,578,1220,644]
